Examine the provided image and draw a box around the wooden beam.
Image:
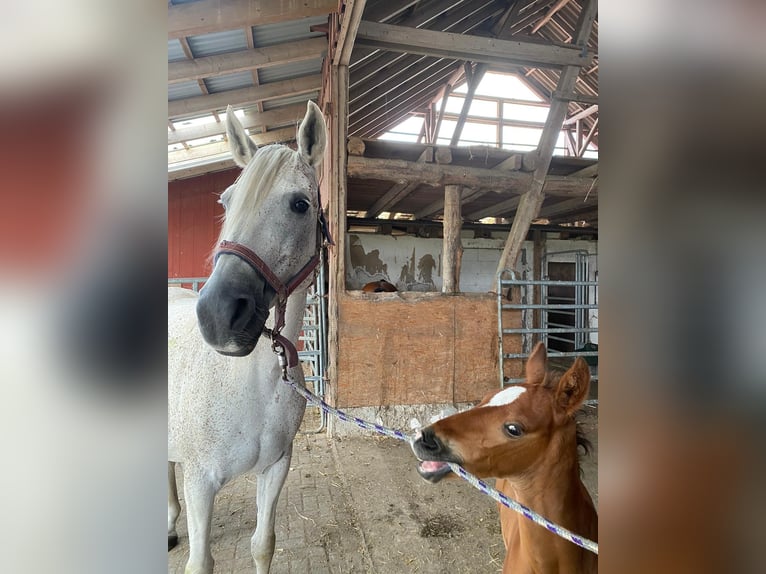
[364,147,431,218]
[168,126,296,164]
[168,0,338,39]
[531,0,573,34]
[578,117,598,156]
[570,163,597,178]
[355,21,594,69]
[363,0,420,24]
[168,38,327,84]
[552,91,598,105]
[347,156,597,198]
[169,158,237,181]
[466,196,521,221]
[415,154,522,219]
[168,74,321,118]
[538,196,594,219]
[450,63,487,146]
[168,102,307,144]
[563,104,598,126]
[496,0,597,275]
[442,185,463,293]
[334,0,367,66]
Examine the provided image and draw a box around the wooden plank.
[552,91,598,105]
[334,0,367,66]
[563,104,598,126]
[531,0,573,34]
[168,74,321,118]
[168,0,338,39]
[346,156,598,198]
[169,102,307,144]
[578,117,599,155]
[169,158,237,182]
[355,21,594,69]
[169,38,327,84]
[450,63,487,146]
[570,163,598,178]
[538,196,594,219]
[168,126,296,164]
[496,0,597,275]
[442,185,463,293]
[364,147,431,218]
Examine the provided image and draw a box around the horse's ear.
[226,105,257,168]
[555,357,591,415]
[297,100,327,168]
[525,342,547,385]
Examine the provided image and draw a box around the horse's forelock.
[218,144,298,243]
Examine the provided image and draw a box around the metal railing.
[497,271,598,388]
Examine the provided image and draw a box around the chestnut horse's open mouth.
[417,460,453,483]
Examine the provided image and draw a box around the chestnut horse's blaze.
[411,342,597,574]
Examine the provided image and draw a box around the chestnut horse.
[361,279,397,293]
[411,342,597,574]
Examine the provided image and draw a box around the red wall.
[168,169,238,278]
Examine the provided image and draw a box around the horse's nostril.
[230,297,254,332]
[420,428,441,453]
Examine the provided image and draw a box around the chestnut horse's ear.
[555,357,591,415]
[525,342,548,385]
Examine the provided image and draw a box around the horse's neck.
[275,287,309,344]
[499,434,596,571]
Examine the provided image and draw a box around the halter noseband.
[213,206,333,370]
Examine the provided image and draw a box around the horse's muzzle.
[411,426,460,483]
[195,260,275,356]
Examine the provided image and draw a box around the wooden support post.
[495,0,597,276]
[326,61,349,421]
[442,185,463,294]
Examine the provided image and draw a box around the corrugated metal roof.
[251,15,327,48]
[168,39,186,62]
[204,71,254,94]
[258,58,322,84]
[168,80,203,101]
[262,93,319,111]
[187,29,248,58]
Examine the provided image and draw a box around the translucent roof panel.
[168,39,186,62]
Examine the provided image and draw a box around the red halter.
[212,207,332,369]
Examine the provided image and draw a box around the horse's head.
[196,101,326,356]
[412,342,590,482]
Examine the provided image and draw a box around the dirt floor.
[169,406,597,573]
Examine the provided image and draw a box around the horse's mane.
[218,144,297,243]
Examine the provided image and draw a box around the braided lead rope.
[280,374,598,555]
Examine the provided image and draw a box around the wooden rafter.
[496,0,597,274]
[334,0,367,67]
[168,0,338,39]
[531,0,573,35]
[450,63,488,146]
[355,21,594,69]
[168,103,306,145]
[364,147,432,218]
[169,75,321,118]
[563,104,598,125]
[169,38,327,84]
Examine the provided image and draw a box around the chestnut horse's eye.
[290,197,310,214]
[503,423,524,438]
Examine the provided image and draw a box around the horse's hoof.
[168,534,179,551]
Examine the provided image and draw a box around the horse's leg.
[168,462,181,551]
[182,466,219,574]
[251,448,292,574]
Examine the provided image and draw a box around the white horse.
[168,101,327,574]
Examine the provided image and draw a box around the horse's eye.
[291,198,310,214]
[503,423,524,438]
